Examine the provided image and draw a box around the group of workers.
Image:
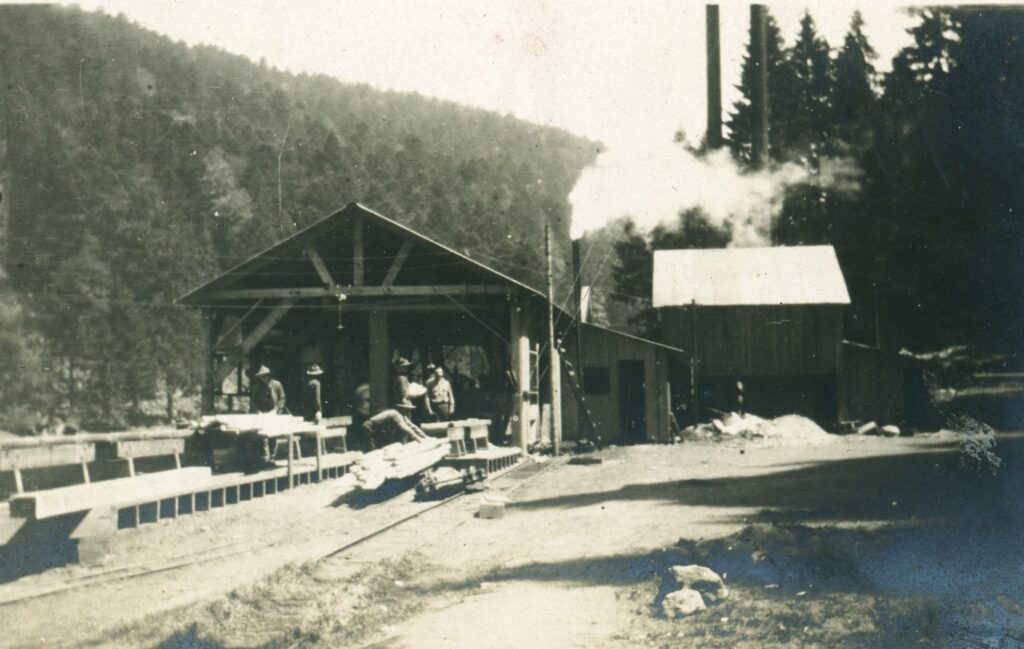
[248,356,460,452]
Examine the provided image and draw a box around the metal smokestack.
[750,4,770,168]
[705,5,723,150]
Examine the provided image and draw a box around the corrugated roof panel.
[652,245,851,307]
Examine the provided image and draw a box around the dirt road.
[5,433,1023,648]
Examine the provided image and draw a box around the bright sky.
[70,0,920,150]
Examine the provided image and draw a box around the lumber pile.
[350,439,449,490]
[198,414,318,437]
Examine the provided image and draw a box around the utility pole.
[545,225,562,455]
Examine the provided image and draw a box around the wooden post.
[287,433,294,489]
[368,310,389,413]
[315,431,323,480]
[545,226,562,455]
[690,300,700,424]
[571,239,586,442]
[550,347,562,452]
[353,215,364,286]
[509,301,531,451]
[202,310,217,415]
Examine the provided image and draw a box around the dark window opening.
[583,367,611,394]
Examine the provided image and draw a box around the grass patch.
[81,553,431,649]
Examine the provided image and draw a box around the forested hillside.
[0,5,598,430]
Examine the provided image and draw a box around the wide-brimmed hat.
[306,364,324,376]
[255,365,271,377]
[394,399,416,410]
[394,357,412,369]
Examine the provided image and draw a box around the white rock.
[662,588,706,618]
[857,421,880,435]
[670,564,729,602]
[881,425,901,437]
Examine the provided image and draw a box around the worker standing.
[426,365,455,421]
[250,365,286,414]
[304,364,324,423]
[391,357,412,405]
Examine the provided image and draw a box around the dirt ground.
[4,432,1024,648]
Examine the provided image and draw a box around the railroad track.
[0,454,566,608]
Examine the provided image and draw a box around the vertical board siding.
[662,305,843,377]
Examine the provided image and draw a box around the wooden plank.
[213,299,296,384]
[382,239,414,287]
[206,285,508,301]
[10,467,213,519]
[0,443,95,471]
[353,215,364,286]
[116,438,186,459]
[304,243,336,287]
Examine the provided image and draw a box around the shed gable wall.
[661,304,844,377]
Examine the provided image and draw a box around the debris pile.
[682,412,835,445]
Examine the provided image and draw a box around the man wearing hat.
[303,364,325,423]
[250,365,286,414]
[391,357,412,405]
[360,398,428,450]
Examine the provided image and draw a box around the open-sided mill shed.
[178,203,679,447]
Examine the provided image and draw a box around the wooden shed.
[178,203,678,447]
[560,323,686,444]
[653,245,850,423]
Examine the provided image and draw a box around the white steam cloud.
[568,142,860,244]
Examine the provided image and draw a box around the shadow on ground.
[407,437,1024,647]
[515,437,1022,528]
[331,476,420,510]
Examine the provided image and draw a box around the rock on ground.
[669,564,729,603]
[661,588,707,618]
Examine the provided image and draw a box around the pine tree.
[783,12,834,157]
[832,11,878,148]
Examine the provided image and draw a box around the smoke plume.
[568,141,860,244]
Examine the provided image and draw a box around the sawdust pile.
[684,412,835,446]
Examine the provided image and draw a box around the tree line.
[0,6,597,431]
[589,8,1024,358]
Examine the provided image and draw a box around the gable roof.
[177,202,547,306]
[652,245,850,307]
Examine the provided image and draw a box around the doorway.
[618,360,646,443]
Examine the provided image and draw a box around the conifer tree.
[832,11,878,148]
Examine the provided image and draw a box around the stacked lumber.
[198,414,318,437]
[350,439,448,490]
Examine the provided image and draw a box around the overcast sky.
[70,1,924,150]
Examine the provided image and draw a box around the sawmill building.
[178,203,681,447]
[653,245,851,424]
